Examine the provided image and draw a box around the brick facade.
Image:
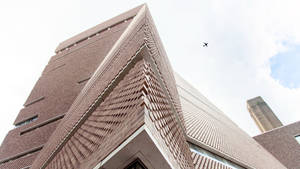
[254,121,300,169]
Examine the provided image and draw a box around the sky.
[0,0,300,144]
[270,43,300,88]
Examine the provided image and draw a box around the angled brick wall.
[0,9,133,169]
[175,73,286,169]
[254,121,300,169]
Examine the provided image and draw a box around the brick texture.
[30,5,194,168]
[45,60,146,168]
[0,9,133,169]
[142,61,193,169]
[0,151,39,169]
[30,11,147,168]
[254,121,300,169]
[175,73,286,169]
[191,152,231,169]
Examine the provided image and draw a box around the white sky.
[0,0,300,144]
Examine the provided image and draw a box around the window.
[295,135,300,144]
[189,143,245,169]
[15,115,38,128]
[20,114,65,135]
[124,159,147,169]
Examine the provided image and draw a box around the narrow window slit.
[77,77,91,84]
[15,115,38,128]
[20,114,65,135]
[24,96,45,107]
[0,145,43,164]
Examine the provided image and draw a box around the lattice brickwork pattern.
[180,87,286,169]
[30,15,146,169]
[143,15,187,132]
[31,6,196,169]
[191,152,231,169]
[45,60,146,168]
[143,62,194,169]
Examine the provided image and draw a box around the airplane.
[203,42,208,47]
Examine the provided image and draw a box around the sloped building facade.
[0,4,286,169]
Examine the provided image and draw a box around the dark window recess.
[20,114,65,135]
[124,159,147,169]
[77,77,91,84]
[0,145,43,164]
[15,115,38,128]
[24,96,45,107]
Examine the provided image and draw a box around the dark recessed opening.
[20,114,65,135]
[15,115,38,128]
[123,158,147,169]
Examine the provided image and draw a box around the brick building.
[0,4,287,169]
[254,121,300,169]
[247,96,300,169]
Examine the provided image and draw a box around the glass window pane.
[295,135,300,144]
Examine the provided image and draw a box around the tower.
[247,96,283,133]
